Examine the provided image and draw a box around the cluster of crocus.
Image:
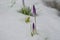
[31,5,38,36]
[19,0,38,36]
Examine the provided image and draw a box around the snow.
[0,0,60,40]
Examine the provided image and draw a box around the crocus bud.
[31,23,38,36]
[33,5,36,15]
[32,23,35,30]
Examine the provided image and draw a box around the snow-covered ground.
[0,0,60,40]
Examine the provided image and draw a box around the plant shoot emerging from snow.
[31,5,38,36]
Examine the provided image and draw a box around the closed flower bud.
[32,23,35,30]
[33,5,36,15]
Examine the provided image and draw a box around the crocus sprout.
[17,0,31,23]
[31,23,37,36]
[18,0,32,16]
[25,17,30,23]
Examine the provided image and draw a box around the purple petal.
[33,5,36,15]
[32,23,35,30]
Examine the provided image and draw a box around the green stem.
[34,16,36,31]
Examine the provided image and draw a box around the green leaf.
[25,17,30,23]
[18,7,32,16]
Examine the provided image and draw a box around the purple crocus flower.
[32,23,35,30]
[33,5,36,15]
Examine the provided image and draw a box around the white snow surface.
[0,0,60,40]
